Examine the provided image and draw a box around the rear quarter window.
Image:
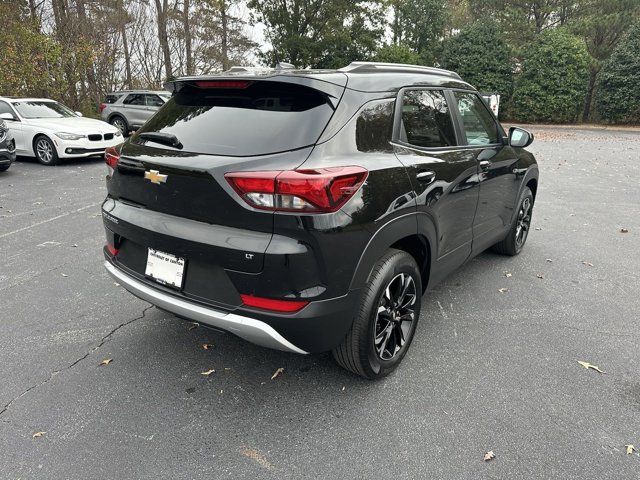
[134,81,336,156]
[105,94,122,104]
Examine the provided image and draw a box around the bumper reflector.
[240,294,308,313]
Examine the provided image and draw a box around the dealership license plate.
[145,248,185,289]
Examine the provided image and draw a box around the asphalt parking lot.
[1,126,639,479]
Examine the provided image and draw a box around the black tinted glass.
[454,92,499,145]
[135,81,334,156]
[105,95,121,104]
[124,94,144,105]
[401,90,456,148]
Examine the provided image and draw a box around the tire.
[492,187,533,256]
[332,248,422,379]
[109,115,129,136]
[0,164,10,172]
[34,135,59,166]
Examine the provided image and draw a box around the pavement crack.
[0,304,153,417]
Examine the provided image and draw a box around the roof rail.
[339,62,461,79]
[225,66,272,73]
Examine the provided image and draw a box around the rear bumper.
[104,260,309,354]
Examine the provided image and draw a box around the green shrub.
[510,29,590,123]
[374,43,422,65]
[595,22,640,124]
[440,19,514,100]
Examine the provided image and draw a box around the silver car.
[100,90,171,135]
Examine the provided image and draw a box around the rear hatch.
[105,75,346,306]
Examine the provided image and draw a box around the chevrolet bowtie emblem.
[144,169,168,185]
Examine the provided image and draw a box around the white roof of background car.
[0,97,59,103]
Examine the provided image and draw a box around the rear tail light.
[225,167,368,213]
[106,243,119,256]
[99,103,107,113]
[240,294,308,313]
[105,146,120,175]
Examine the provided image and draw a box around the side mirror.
[0,112,16,121]
[509,127,534,148]
[75,111,83,117]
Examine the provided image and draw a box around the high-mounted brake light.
[225,167,368,213]
[240,294,308,313]
[195,80,252,89]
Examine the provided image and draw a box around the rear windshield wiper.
[138,132,183,149]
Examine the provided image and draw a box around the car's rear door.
[449,91,520,254]
[392,88,480,282]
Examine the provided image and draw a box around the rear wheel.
[333,249,422,379]
[492,187,533,256]
[34,135,59,166]
[0,164,10,172]
[109,115,128,136]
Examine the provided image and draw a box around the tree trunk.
[221,0,229,71]
[155,0,173,80]
[582,67,599,122]
[76,0,99,107]
[184,0,194,75]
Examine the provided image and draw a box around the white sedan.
[0,97,122,165]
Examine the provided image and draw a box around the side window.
[123,94,144,106]
[356,99,394,153]
[0,101,16,119]
[145,94,164,107]
[453,92,499,145]
[400,90,456,148]
[104,94,121,104]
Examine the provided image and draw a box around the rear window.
[105,94,122,104]
[134,81,335,156]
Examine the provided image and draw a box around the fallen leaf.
[582,261,594,267]
[546,259,553,263]
[188,323,199,331]
[341,386,346,391]
[625,444,635,455]
[484,451,495,461]
[620,228,629,233]
[202,343,213,350]
[200,368,216,376]
[224,367,231,371]
[498,288,508,293]
[71,243,78,247]
[271,367,284,380]
[113,282,120,286]
[536,273,544,279]
[504,272,512,278]
[61,273,68,277]
[32,431,46,438]
[99,358,113,366]
[239,446,274,470]
[577,360,605,374]
[535,227,542,231]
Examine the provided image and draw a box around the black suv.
[102,62,538,379]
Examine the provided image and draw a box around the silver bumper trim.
[104,261,308,354]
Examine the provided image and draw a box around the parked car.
[101,62,538,379]
[0,118,16,172]
[100,90,171,135]
[0,97,122,166]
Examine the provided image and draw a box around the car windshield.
[13,101,77,119]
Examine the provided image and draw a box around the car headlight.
[55,132,87,140]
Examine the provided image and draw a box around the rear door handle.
[479,160,492,172]
[416,171,436,184]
